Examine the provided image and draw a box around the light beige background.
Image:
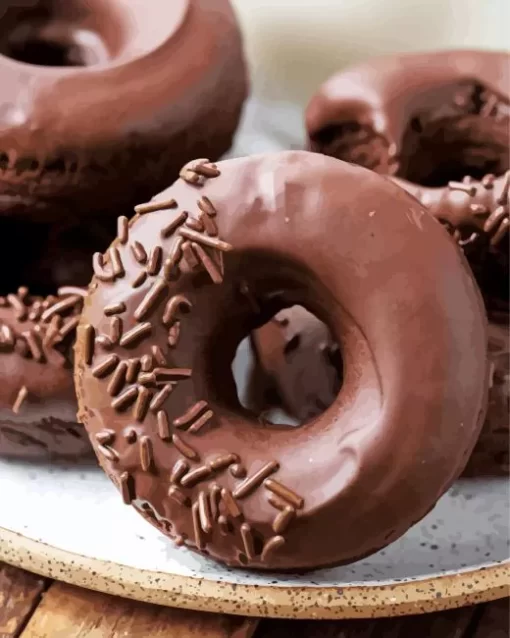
[231,0,510,104]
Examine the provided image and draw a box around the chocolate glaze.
[306,50,509,307]
[0,0,248,221]
[0,287,91,459]
[251,308,509,478]
[75,151,488,571]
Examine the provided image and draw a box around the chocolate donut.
[251,307,509,477]
[75,151,488,571]
[0,0,248,221]
[306,50,509,308]
[0,286,91,459]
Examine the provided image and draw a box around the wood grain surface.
[0,563,48,638]
[0,562,508,638]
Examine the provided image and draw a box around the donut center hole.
[398,84,509,187]
[3,27,107,67]
[312,83,509,187]
[232,305,343,426]
[0,1,121,67]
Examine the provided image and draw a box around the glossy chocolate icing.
[0,287,91,459]
[306,50,509,307]
[0,0,248,221]
[251,308,509,478]
[75,151,488,571]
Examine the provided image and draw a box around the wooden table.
[1,561,508,638]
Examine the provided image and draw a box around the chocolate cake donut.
[0,0,248,221]
[250,306,510,477]
[0,286,92,459]
[75,151,488,570]
[306,50,509,309]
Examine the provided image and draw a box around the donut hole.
[397,84,509,187]
[0,0,123,67]
[310,122,391,173]
[399,119,509,187]
[311,83,509,187]
[232,304,343,427]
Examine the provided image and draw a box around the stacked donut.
[2,21,508,573]
[0,0,248,458]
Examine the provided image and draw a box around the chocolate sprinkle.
[198,490,213,533]
[220,488,242,518]
[140,435,154,471]
[117,216,129,244]
[135,198,177,215]
[173,400,208,428]
[120,472,135,504]
[272,506,295,534]
[240,523,255,559]
[107,361,128,396]
[161,211,189,238]
[180,465,212,488]
[261,535,285,562]
[178,227,233,253]
[111,386,138,411]
[12,385,28,414]
[134,387,152,422]
[172,434,199,460]
[119,322,152,347]
[149,383,174,412]
[146,246,163,276]
[83,325,95,365]
[157,410,171,440]
[170,459,190,484]
[131,241,148,264]
[264,478,304,509]
[104,302,126,316]
[233,461,280,499]
[133,279,168,322]
[92,354,119,378]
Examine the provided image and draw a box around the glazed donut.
[0,0,248,221]
[0,286,92,459]
[306,50,509,308]
[250,307,509,478]
[75,151,488,571]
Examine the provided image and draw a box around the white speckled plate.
[0,99,509,619]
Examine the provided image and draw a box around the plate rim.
[1,526,508,620]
